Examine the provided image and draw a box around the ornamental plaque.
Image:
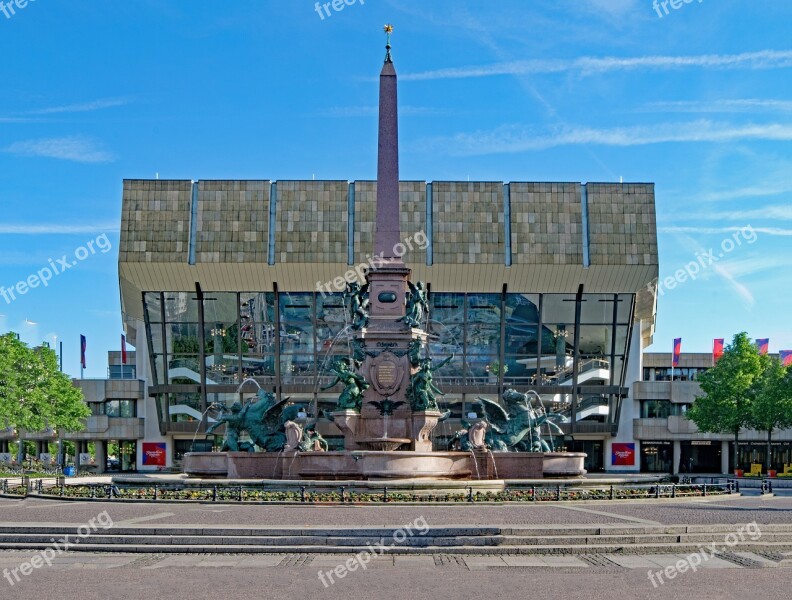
[370,352,404,396]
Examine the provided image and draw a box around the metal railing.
[3,479,742,503]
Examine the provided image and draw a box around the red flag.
[713,339,724,363]
[672,338,682,367]
[781,350,792,367]
[80,335,87,369]
[756,338,769,355]
[121,334,127,365]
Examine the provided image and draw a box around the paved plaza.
[1,495,791,599]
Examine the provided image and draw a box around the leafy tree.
[750,355,792,471]
[0,333,90,433]
[687,332,762,472]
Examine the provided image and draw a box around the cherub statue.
[346,282,369,330]
[321,359,370,411]
[407,355,453,411]
[402,281,428,328]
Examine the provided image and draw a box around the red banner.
[672,338,682,367]
[142,443,167,467]
[713,338,724,363]
[612,443,636,466]
[756,338,769,355]
[121,334,127,365]
[781,350,792,367]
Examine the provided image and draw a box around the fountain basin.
[183,452,228,478]
[349,451,472,480]
[542,452,587,477]
[359,438,412,452]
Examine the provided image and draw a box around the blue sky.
[0,0,790,377]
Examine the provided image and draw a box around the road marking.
[114,512,175,525]
[553,504,661,525]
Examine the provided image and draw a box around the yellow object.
[750,463,762,475]
[784,463,792,474]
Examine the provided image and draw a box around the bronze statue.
[206,402,246,452]
[407,355,453,411]
[474,389,564,451]
[402,281,428,328]
[346,282,369,330]
[321,359,370,411]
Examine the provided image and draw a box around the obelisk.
[374,24,402,263]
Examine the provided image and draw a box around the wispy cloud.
[645,99,792,114]
[0,223,118,235]
[402,50,792,81]
[317,105,441,118]
[659,226,792,237]
[21,97,130,116]
[417,121,792,155]
[712,262,755,307]
[693,205,792,220]
[3,136,115,163]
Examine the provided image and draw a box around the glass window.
[144,292,163,323]
[105,400,137,418]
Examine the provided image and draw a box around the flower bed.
[38,483,729,503]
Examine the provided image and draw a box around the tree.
[0,333,90,433]
[750,355,792,472]
[687,332,762,473]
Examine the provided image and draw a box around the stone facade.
[276,180,348,264]
[510,182,582,265]
[120,180,192,263]
[432,182,504,265]
[196,181,270,263]
[588,183,657,267]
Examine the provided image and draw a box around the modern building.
[633,352,792,475]
[110,177,659,473]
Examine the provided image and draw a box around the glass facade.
[143,291,635,435]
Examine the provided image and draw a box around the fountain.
[184,27,586,482]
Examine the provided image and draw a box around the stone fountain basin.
[297,451,471,480]
[359,438,412,452]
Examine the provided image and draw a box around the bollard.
[671,484,676,498]
[153,486,159,501]
[339,486,346,503]
[300,486,306,503]
[531,485,536,502]
[239,486,244,502]
[212,486,218,502]
[655,485,660,499]
[467,486,474,503]
[383,486,388,503]
[703,484,707,497]
[556,485,562,501]
[609,484,614,500]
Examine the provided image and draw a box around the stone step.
[2,524,790,537]
[0,541,791,555]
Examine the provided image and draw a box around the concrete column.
[95,441,107,474]
[672,440,681,475]
[17,441,25,464]
[721,441,730,474]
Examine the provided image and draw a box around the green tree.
[687,332,762,473]
[750,355,792,472]
[0,333,90,433]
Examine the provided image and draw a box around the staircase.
[1,524,791,555]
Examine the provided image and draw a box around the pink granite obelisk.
[374,30,402,262]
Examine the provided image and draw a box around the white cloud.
[658,226,792,236]
[22,97,130,116]
[645,99,792,114]
[0,223,118,234]
[402,50,792,81]
[418,121,792,155]
[3,136,115,163]
[694,205,792,221]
